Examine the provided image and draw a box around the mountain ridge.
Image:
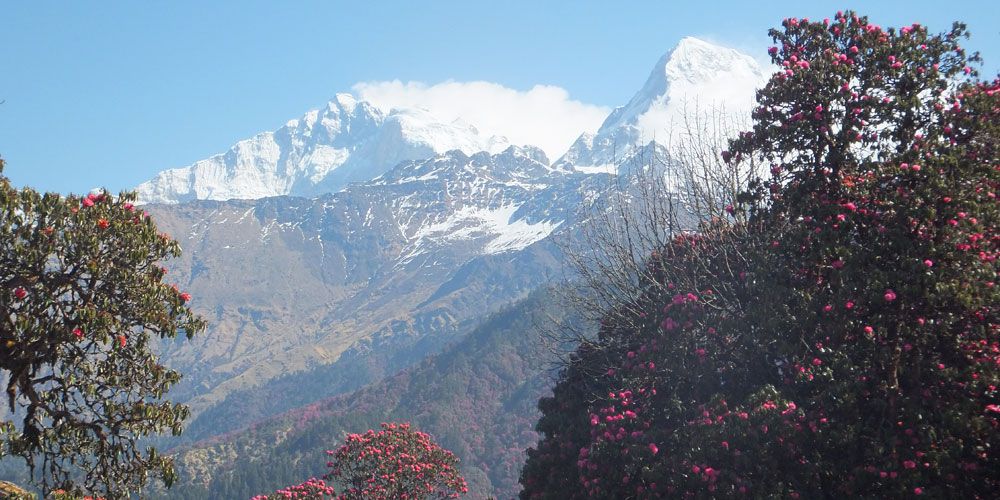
[137,37,766,204]
[135,94,510,204]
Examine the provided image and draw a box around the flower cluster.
[250,478,337,500]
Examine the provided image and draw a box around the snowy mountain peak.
[331,92,358,111]
[556,37,767,173]
[599,37,765,136]
[136,96,509,204]
[664,37,759,84]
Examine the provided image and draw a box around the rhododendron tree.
[0,161,206,498]
[522,11,998,499]
[252,423,467,500]
[327,423,467,500]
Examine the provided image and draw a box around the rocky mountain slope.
[148,145,609,421]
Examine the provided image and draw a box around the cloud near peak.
[352,80,610,161]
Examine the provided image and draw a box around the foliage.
[0,161,206,498]
[521,11,999,498]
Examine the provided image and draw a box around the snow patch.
[407,204,560,257]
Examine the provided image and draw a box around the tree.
[253,423,467,500]
[327,422,467,500]
[522,11,998,498]
[0,161,206,498]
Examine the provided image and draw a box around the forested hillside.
[160,290,578,499]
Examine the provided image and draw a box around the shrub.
[521,11,998,498]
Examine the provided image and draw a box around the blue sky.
[2,1,997,195]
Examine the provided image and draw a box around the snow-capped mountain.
[138,38,763,204]
[135,94,509,204]
[143,36,771,443]
[554,37,768,172]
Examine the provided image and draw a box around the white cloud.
[352,80,610,162]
